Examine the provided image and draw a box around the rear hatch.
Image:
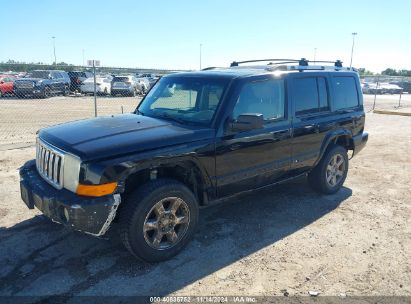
[112,76,131,88]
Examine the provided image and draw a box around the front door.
[215,77,292,198]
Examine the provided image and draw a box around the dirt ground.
[0,112,410,298]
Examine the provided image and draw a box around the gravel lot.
[0,112,410,298]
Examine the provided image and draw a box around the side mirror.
[231,113,264,132]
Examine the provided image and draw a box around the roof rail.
[229,58,355,72]
[230,59,301,67]
[230,58,346,68]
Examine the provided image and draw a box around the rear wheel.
[308,145,348,194]
[119,179,199,262]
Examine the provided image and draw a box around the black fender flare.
[314,129,353,167]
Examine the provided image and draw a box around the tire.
[119,178,199,262]
[63,85,69,96]
[42,87,51,99]
[308,145,348,194]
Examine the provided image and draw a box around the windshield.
[137,76,229,126]
[26,71,50,79]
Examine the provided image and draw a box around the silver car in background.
[111,75,142,96]
[80,75,113,95]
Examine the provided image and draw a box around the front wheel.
[62,85,69,96]
[308,145,348,194]
[42,87,51,99]
[119,179,199,262]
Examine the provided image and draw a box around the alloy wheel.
[143,197,190,250]
[326,153,345,187]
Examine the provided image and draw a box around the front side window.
[332,77,359,110]
[232,79,285,122]
[138,76,229,126]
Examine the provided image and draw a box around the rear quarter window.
[332,77,359,110]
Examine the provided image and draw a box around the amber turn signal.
[76,182,117,197]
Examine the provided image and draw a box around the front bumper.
[19,160,120,236]
[352,132,368,156]
[15,88,43,96]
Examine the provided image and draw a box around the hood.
[39,114,214,161]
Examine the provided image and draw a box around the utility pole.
[349,32,358,69]
[52,36,57,65]
[199,43,202,70]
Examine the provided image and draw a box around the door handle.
[304,124,319,133]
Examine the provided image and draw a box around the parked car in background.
[379,83,403,94]
[68,71,94,92]
[0,74,16,97]
[81,75,113,95]
[111,75,142,96]
[138,73,160,89]
[362,82,383,94]
[390,81,411,93]
[136,77,150,94]
[14,70,70,98]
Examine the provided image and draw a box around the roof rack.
[229,58,355,72]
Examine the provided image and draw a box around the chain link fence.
[1,63,411,149]
[0,63,180,148]
[360,75,411,113]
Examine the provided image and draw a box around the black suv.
[19,58,368,262]
[14,70,70,98]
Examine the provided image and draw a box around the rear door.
[290,74,335,173]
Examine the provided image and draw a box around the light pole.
[349,32,357,69]
[52,36,57,65]
[199,43,202,70]
[313,48,317,64]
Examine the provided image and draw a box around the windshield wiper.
[156,113,186,124]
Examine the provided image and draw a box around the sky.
[1,0,410,73]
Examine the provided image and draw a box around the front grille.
[36,139,64,189]
[15,81,34,89]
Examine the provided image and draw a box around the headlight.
[63,153,81,193]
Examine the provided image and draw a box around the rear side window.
[332,77,359,110]
[294,77,329,116]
